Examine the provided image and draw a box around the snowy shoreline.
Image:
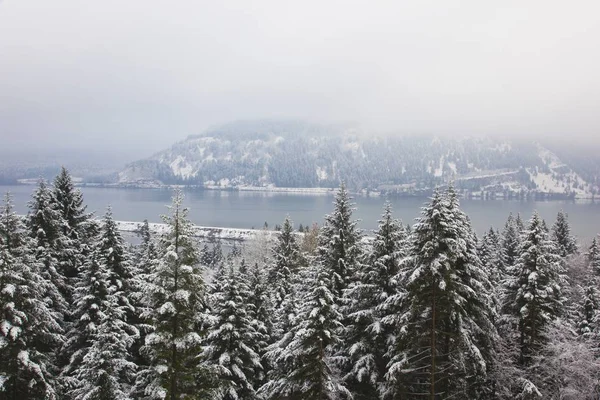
[116,220,277,242]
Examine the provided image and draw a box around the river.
[3,185,600,240]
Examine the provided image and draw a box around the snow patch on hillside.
[537,145,565,168]
[448,162,457,175]
[170,156,195,179]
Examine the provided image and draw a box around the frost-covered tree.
[528,319,600,399]
[212,241,224,268]
[260,265,350,400]
[96,207,140,329]
[343,202,406,399]
[131,219,158,363]
[269,216,303,309]
[53,167,94,242]
[317,182,363,301]
[205,265,263,399]
[501,213,521,270]
[245,261,274,386]
[576,282,599,338]
[0,193,64,399]
[503,212,564,365]
[480,227,505,289]
[52,168,98,316]
[27,179,71,305]
[140,189,214,399]
[130,221,161,399]
[66,250,136,400]
[200,242,212,267]
[551,210,578,258]
[516,213,526,233]
[62,245,136,392]
[586,236,600,274]
[383,189,496,399]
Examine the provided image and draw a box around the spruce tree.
[260,265,350,400]
[200,242,212,267]
[343,202,406,399]
[205,265,263,399]
[97,207,139,324]
[576,282,599,338]
[269,216,302,309]
[52,167,95,243]
[27,180,71,376]
[66,250,136,400]
[501,213,521,270]
[587,236,600,274]
[27,179,71,303]
[211,241,223,269]
[245,261,274,387]
[317,182,363,301]
[479,227,505,290]
[551,210,578,257]
[0,193,64,399]
[383,189,496,399]
[516,213,526,233]
[141,189,214,399]
[52,168,97,305]
[131,221,160,399]
[503,212,563,365]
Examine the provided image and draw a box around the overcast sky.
[1,0,599,157]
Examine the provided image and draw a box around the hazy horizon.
[2,0,600,158]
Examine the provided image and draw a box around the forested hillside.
[118,120,600,198]
[1,169,599,399]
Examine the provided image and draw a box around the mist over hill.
[117,120,600,198]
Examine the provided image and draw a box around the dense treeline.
[1,169,599,399]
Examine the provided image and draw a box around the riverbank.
[116,220,277,242]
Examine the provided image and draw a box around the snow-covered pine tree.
[136,220,152,255]
[576,282,599,338]
[586,236,600,274]
[551,210,578,258]
[204,264,263,399]
[141,189,214,399]
[64,248,136,400]
[269,216,303,309]
[516,213,526,233]
[501,213,521,270]
[383,188,496,399]
[0,193,64,399]
[52,168,97,299]
[245,261,274,388]
[229,242,242,260]
[343,201,406,399]
[200,242,212,267]
[211,241,223,269]
[503,211,564,366]
[130,221,161,399]
[27,180,70,333]
[270,270,300,347]
[96,207,139,324]
[52,167,96,244]
[208,257,229,308]
[479,227,505,291]
[317,182,363,302]
[260,264,350,400]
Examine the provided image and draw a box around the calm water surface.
[3,185,600,240]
